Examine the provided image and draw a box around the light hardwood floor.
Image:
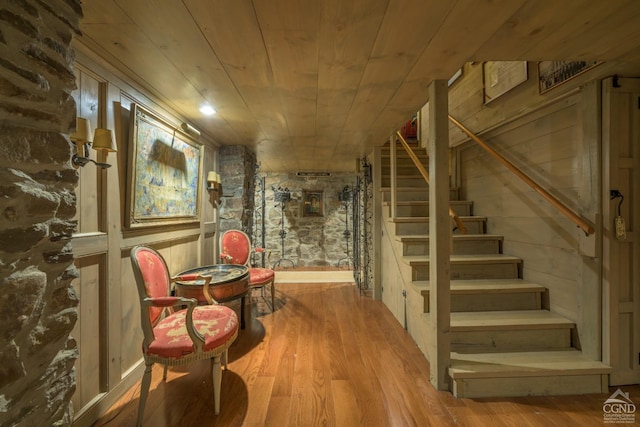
[93,281,639,426]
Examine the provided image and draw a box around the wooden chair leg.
[212,356,222,414]
[270,280,275,310]
[137,362,153,427]
[240,296,246,329]
[162,364,168,380]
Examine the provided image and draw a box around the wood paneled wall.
[70,46,219,425]
[451,64,602,358]
[460,96,585,319]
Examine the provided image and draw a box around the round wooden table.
[174,264,250,329]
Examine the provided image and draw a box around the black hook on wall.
[610,189,624,216]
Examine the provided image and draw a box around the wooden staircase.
[380,142,610,398]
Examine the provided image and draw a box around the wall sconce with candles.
[71,117,117,169]
[207,171,221,191]
[207,171,222,203]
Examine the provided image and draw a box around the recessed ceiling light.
[200,104,216,116]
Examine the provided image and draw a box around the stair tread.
[395,200,472,205]
[393,216,486,223]
[382,173,430,177]
[397,234,502,242]
[450,310,574,330]
[381,153,426,158]
[383,200,471,206]
[381,186,457,191]
[405,254,521,265]
[413,279,545,294]
[449,350,611,378]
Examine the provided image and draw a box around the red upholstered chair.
[130,246,239,426]
[220,229,276,310]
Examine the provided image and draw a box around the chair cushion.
[249,268,275,286]
[147,305,238,358]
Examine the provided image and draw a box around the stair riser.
[403,239,500,256]
[452,328,571,353]
[396,203,471,216]
[413,263,520,280]
[396,220,485,235]
[382,189,459,202]
[422,293,542,313]
[381,157,428,167]
[381,168,429,175]
[383,190,427,202]
[386,177,429,187]
[451,374,607,398]
[381,166,428,177]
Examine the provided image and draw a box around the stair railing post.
[428,79,451,391]
[390,134,397,219]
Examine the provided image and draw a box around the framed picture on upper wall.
[483,61,528,104]
[125,103,203,229]
[538,61,601,94]
[302,190,323,217]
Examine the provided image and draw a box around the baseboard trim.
[274,270,354,283]
[72,360,145,427]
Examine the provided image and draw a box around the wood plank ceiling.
[77,0,640,172]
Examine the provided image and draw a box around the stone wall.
[0,1,82,425]
[218,146,256,236]
[258,172,358,267]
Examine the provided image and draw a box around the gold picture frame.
[302,190,323,217]
[125,104,203,229]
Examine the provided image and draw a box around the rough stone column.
[0,1,82,425]
[218,146,256,236]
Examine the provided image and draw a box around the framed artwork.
[125,103,203,229]
[483,61,528,104]
[302,190,323,217]
[538,61,601,94]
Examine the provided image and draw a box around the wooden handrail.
[448,115,595,235]
[395,131,468,234]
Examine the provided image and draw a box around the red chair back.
[131,246,171,325]
[220,230,251,265]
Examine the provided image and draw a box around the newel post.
[427,79,451,390]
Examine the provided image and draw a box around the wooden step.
[413,279,544,312]
[382,175,429,187]
[380,158,427,168]
[449,350,610,398]
[398,234,502,255]
[381,187,460,201]
[451,310,573,331]
[447,310,574,353]
[380,165,428,176]
[381,166,427,176]
[405,254,521,280]
[380,147,429,160]
[394,216,486,235]
[391,200,473,217]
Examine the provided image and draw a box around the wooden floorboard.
[92,281,639,426]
